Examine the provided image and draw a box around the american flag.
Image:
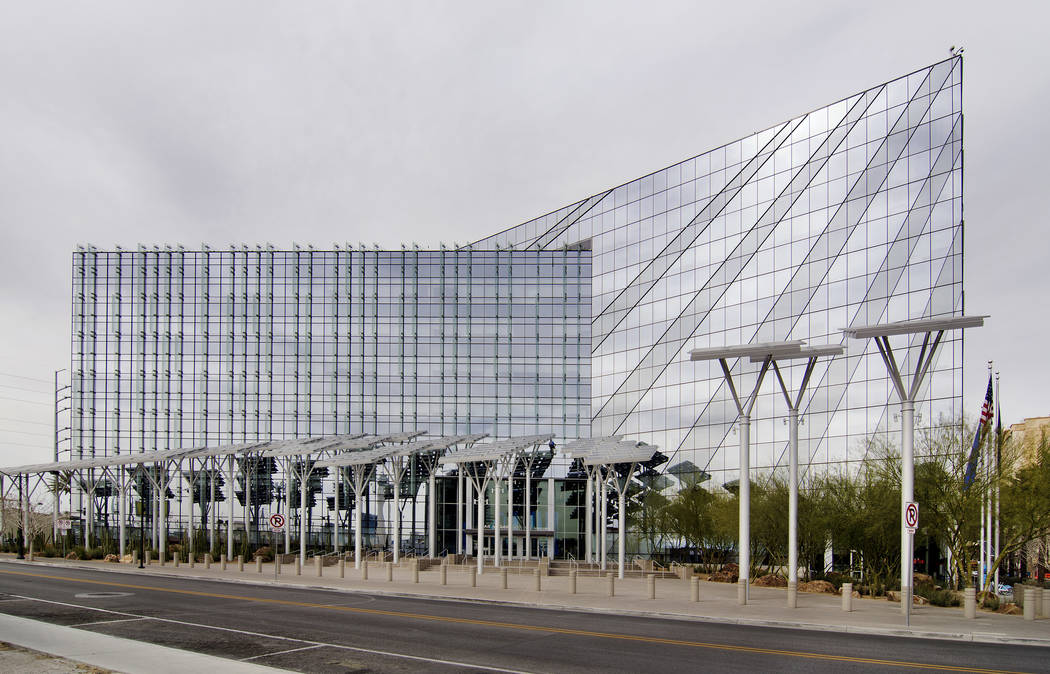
[963,373,994,487]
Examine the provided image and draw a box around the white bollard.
[362,562,369,580]
[1025,588,1036,621]
[275,556,282,575]
[339,559,345,579]
[205,554,212,569]
[691,576,700,602]
[501,568,508,590]
[647,574,655,600]
[316,556,323,577]
[964,587,976,619]
[534,568,541,592]
[470,570,477,587]
[413,560,419,584]
[295,557,301,576]
[841,583,853,612]
[440,564,448,586]
[256,556,263,573]
[173,554,180,568]
[569,570,577,595]
[385,561,393,582]
[607,575,615,597]
[238,555,244,572]
[1035,587,1044,618]
[220,554,227,571]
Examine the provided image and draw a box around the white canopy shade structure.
[443,434,553,574]
[750,344,844,608]
[581,439,659,579]
[842,314,987,625]
[562,436,622,566]
[690,340,809,604]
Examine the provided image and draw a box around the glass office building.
[70,247,592,455]
[472,56,964,486]
[66,57,965,553]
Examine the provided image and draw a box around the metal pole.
[118,469,126,557]
[600,473,607,571]
[354,472,364,569]
[334,466,341,554]
[494,477,501,567]
[227,455,235,561]
[788,406,799,608]
[392,464,401,564]
[138,479,145,568]
[283,461,291,554]
[525,469,531,560]
[299,463,308,563]
[739,413,751,603]
[994,371,1001,591]
[476,479,485,575]
[16,475,25,560]
[428,471,436,558]
[584,471,593,564]
[901,398,914,624]
[456,470,463,555]
[160,472,168,561]
[617,474,627,580]
[507,472,514,560]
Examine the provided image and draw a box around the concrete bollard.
[1025,588,1037,621]
[569,570,577,595]
[647,574,656,600]
[220,554,227,571]
[316,556,323,577]
[362,562,368,581]
[841,583,853,612]
[173,553,180,568]
[1035,587,1044,618]
[964,587,976,619]
[238,555,244,572]
[534,568,541,592]
[295,557,301,576]
[339,559,345,579]
[691,576,700,602]
[470,570,477,588]
[385,561,393,582]
[440,564,447,586]
[1042,587,1050,619]
[159,551,165,567]
[500,568,508,590]
[607,575,615,597]
[787,581,797,609]
[256,557,263,573]
[737,579,746,605]
[205,553,212,569]
[132,550,138,565]
[276,557,282,575]
[189,553,195,568]
[413,560,419,584]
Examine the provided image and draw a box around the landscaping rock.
[709,563,739,583]
[798,580,837,594]
[64,552,79,560]
[754,574,787,587]
[997,603,1022,615]
[103,554,120,563]
[886,591,928,604]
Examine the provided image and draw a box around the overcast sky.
[1,1,1046,466]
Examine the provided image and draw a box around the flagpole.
[994,371,1001,592]
[980,361,991,591]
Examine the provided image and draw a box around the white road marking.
[239,644,322,661]
[69,617,147,627]
[6,594,535,674]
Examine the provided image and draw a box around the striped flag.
[963,373,994,487]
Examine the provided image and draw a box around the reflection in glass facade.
[70,247,592,455]
[472,57,964,486]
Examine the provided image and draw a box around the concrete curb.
[6,558,1049,648]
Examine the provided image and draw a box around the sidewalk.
[0,611,287,674]
[6,554,1050,647]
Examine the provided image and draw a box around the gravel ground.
[0,641,112,673]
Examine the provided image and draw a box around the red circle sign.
[269,513,286,530]
[905,502,919,529]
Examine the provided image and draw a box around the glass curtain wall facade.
[69,247,592,457]
[471,57,964,487]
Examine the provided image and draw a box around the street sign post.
[905,501,919,535]
[268,513,285,581]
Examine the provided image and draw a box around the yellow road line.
[0,566,1028,673]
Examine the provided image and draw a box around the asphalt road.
[0,560,1040,673]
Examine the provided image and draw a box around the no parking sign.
[268,513,286,533]
[904,502,919,534]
